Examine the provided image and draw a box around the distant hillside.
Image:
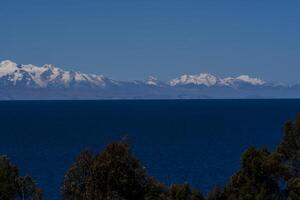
[0,60,299,100]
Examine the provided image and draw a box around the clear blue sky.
[1,0,300,83]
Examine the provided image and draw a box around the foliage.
[207,186,226,200]
[168,183,205,200]
[224,148,282,200]
[0,155,42,200]
[62,141,204,200]
[209,115,300,200]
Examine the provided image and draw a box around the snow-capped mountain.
[0,60,268,89]
[0,60,298,100]
[169,73,266,87]
[0,60,116,88]
[145,76,160,86]
[170,73,219,87]
[144,76,167,87]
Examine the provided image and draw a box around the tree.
[62,150,94,200]
[276,115,300,199]
[144,177,168,200]
[277,116,300,178]
[62,141,205,200]
[0,155,42,200]
[91,141,149,199]
[207,186,226,200]
[62,141,165,200]
[16,176,43,200]
[190,190,204,200]
[164,183,204,200]
[286,178,300,200]
[0,156,18,200]
[223,148,283,200]
[169,184,191,200]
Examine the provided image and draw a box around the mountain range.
[0,60,299,100]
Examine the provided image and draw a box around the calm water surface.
[0,99,299,199]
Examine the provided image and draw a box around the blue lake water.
[0,99,299,199]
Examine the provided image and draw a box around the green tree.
[62,141,205,200]
[168,183,204,200]
[207,186,226,200]
[277,116,300,177]
[62,150,94,200]
[224,148,282,200]
[144,177,168,200]
[90,141,149,199]
[190,189,205,200]
[286,178,300,200]
[0,155,42,200]
[276,115,300,199]
[205,115,300,200]
[62,141,167,200]
[169,184,191,200]
[0,156,18,200]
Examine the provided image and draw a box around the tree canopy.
[61,140,204,200]
[0,156,42,200]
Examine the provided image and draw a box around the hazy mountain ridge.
[0,60,298,100]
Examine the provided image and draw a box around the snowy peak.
[0,60,114,88]
[170,73,219,87]
[170,74,266,87]
[0,60,18,76]
[0,60,295,99]
[220,75,265,87]
[145,76,158,85]
[0,60,268,90]
[144,76,165,86]
[0,60,17,68]
[235,75,265,85]
[170,73,221,87]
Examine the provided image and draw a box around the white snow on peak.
[0,60,267,89]
[0,60,17,67]
[235,75,265,85]
[0,60,18,77]
[0,60,112,88]
[170,73,218,86]
[145,76,160,86]
[170,73,266,87]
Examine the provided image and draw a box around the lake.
[0,99,299,199]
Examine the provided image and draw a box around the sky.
[1,0,300,83]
